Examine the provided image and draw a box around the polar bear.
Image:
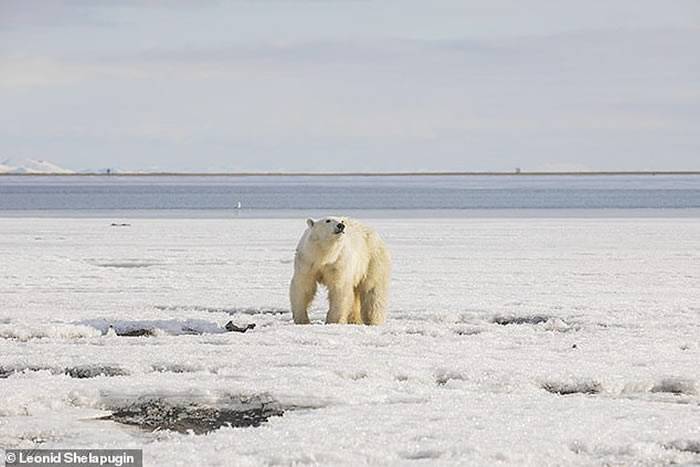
[290,216,391,325]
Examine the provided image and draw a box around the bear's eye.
[325,220,331,223]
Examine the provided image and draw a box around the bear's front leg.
[290,274,317,324]
[326,283,354,324]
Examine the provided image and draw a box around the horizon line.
[1,170,699,177]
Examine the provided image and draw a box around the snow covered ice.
[0,217,699,466]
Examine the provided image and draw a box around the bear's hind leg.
[290,274,317,324]
[360,285,387,325]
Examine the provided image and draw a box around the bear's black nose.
[337,223,345,231]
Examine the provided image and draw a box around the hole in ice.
[651,378,697,396]
[541,379,602,395]
[492,314,551,326]
[101,394,287,434]
[154,305,288,316]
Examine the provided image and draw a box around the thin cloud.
[0,1,698,171]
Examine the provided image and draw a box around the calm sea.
[0,175,699,218]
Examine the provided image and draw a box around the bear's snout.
[335,223,345,234]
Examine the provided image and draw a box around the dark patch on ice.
[15,430,65,445]
[0,365,61,378]
[0,366,28,378]
[400,449,443,460]
[221,307,288,316]
[651,378,697,396]
[404,328,430,336]
[435,370,466,386]
[155,305,288,316]
[0,365,128,379]
[117,328,156,337]
[274,362,313,369]
[151,364,201,374]
[95,262,158,269]
[568,441,587,454]
[224,321,256,333]
[492,314,551,326]
[337,370,368,381]
[101,395,286,434]
[452,326,482,336]
[592,321,627,330]
[492,314,578,332]
[666,440,700,454]
[110,223,131,227]
[541,380,602,395]
[65,365,129,379]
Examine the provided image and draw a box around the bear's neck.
[306,238,345,266]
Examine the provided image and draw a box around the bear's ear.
[306,218,315,227]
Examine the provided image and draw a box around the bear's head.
[305,216,347,243]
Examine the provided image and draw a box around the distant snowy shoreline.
[0,158,74,175]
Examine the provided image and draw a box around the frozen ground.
[0,217,699,466]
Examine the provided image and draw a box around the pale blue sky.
[1,0,698,171]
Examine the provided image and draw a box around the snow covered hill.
[0,158,74,174]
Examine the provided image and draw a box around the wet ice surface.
[101,394,288,434]
[0,217,699,466]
